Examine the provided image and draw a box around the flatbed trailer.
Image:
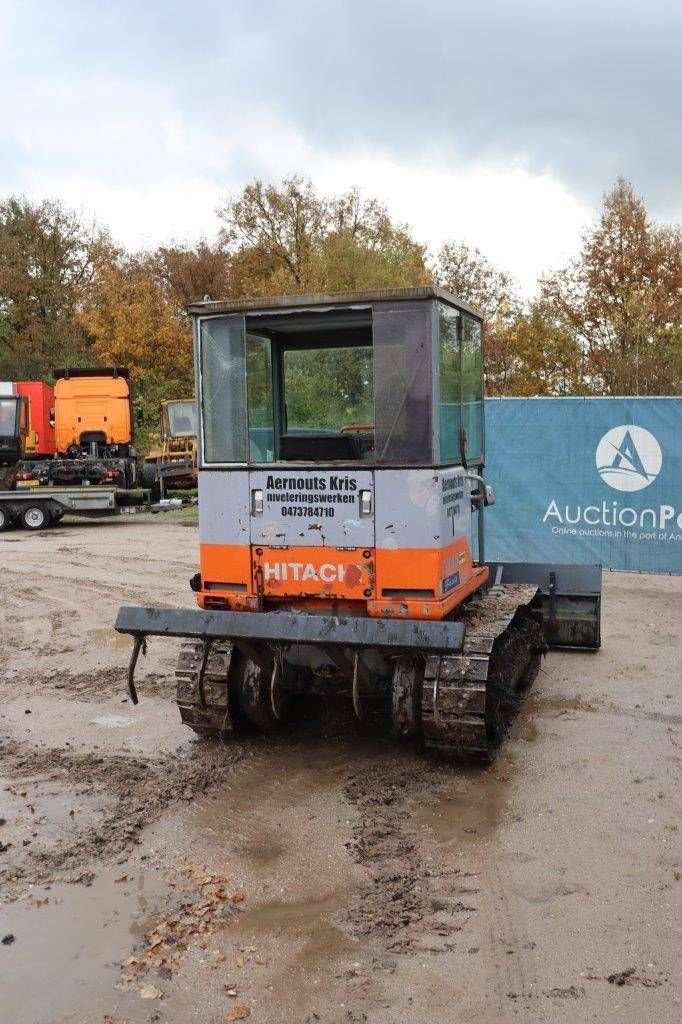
[0,486,148,531]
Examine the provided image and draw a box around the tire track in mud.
[341,757,478,956]
[1,563,188,674]
[13,666,175,700]
[2,564,179,602]
[0,740,247,895]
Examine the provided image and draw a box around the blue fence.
[484,397,682,574]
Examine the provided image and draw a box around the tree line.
[0,175,679,443]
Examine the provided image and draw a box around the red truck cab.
[16,381,56,457]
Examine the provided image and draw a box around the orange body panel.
[367,538,487,619]
[199,544,258,611]
[197,540,488,621]
[54,375,131,452]
[253,546,374,599]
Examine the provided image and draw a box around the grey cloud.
[1,0,680,215]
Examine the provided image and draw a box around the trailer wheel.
[141,461,158,488]
[21,504,49,530]
[0,506,10,531]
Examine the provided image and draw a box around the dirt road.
[1,517,681,1023]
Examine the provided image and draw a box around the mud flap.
[485,562,601,650]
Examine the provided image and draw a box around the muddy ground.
[1,515,680,1024]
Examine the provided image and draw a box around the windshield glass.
[0,398,18,437]
[166,401,198,437]
[283,347,373,432]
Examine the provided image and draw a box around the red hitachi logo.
[263,562,345,583]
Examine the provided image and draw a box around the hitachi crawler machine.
[116,288,601,760]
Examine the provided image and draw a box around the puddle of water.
[514,717,541,743]
[180,740,361,979]
[411,770,511,847]
[186,742,349,869]
[234,890,357,965]
[2,774,116,857]
[88,626,132,650]
[1,869,167,1024]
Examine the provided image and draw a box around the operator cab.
[164,400,198,439]
[192,288,484,470]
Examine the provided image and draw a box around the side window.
[438,305,461,462]
[461,315,484,463]
[373,302,433,464]
[199,315,248,464]
[246,333,275,462]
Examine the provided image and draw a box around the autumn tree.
[542,178,682,395]
[149,241,232,320]
[79,251,194,442]
[484,303,583,396]
[0,196,109,379]
[435,241,520,322]
[218,176,429,296]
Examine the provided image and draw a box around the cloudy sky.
[1,0,679,292]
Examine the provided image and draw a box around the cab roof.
[187,286,482,320]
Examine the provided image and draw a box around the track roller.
[175,642,291,738]
[230,653,290,730]
[391,655,423,737]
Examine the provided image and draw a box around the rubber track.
[175,585,543,761]
[421,584,543,761]
[175,639,234,738]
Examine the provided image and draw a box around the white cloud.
[2,0,677,301]
[21,141,589,296]
[311,153,589,293]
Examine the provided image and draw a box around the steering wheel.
[340,424,373,434]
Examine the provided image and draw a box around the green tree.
[218,176,429,296]
[0,196,109,379]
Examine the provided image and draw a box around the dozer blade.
[485,562,601,650]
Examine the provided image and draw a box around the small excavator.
[116,288,601,760]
